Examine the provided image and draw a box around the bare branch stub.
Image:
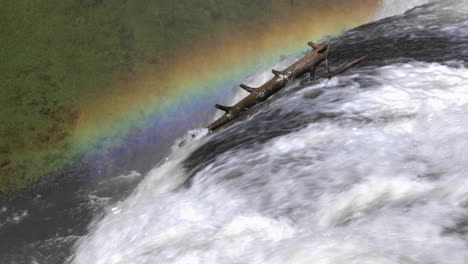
[215,104,232,112]
[319,56,367,79]
[207,41,365,132]
[272,69,283,76]
[240,84,256,93]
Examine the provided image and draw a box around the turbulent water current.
[69,1,468,263]
[4,0,468,263]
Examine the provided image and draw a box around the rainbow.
[70,0,379,159]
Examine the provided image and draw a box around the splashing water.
[72,1,468,263]
[373,0,434,20]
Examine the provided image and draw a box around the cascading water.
[372,0,433,20]
[72,0,468,263]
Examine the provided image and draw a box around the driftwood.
[208,41,365,132]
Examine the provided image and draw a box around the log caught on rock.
[207,41,365,132]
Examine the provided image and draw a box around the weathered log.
[207,41,365,132]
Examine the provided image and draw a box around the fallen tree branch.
[207,41,366,132]
[319,56,367,79]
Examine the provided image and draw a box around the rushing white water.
[72,62,468,263]
[373,0,433,20]
[72,1,468,263]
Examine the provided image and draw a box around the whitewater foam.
[373,0,433,20]
[72,1,468,262]
[72,59,468,263]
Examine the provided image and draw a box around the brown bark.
[207,41,365,132]
[319,56,367,79]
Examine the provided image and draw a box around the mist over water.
[72,0,468,263]
[373,0,432,20]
